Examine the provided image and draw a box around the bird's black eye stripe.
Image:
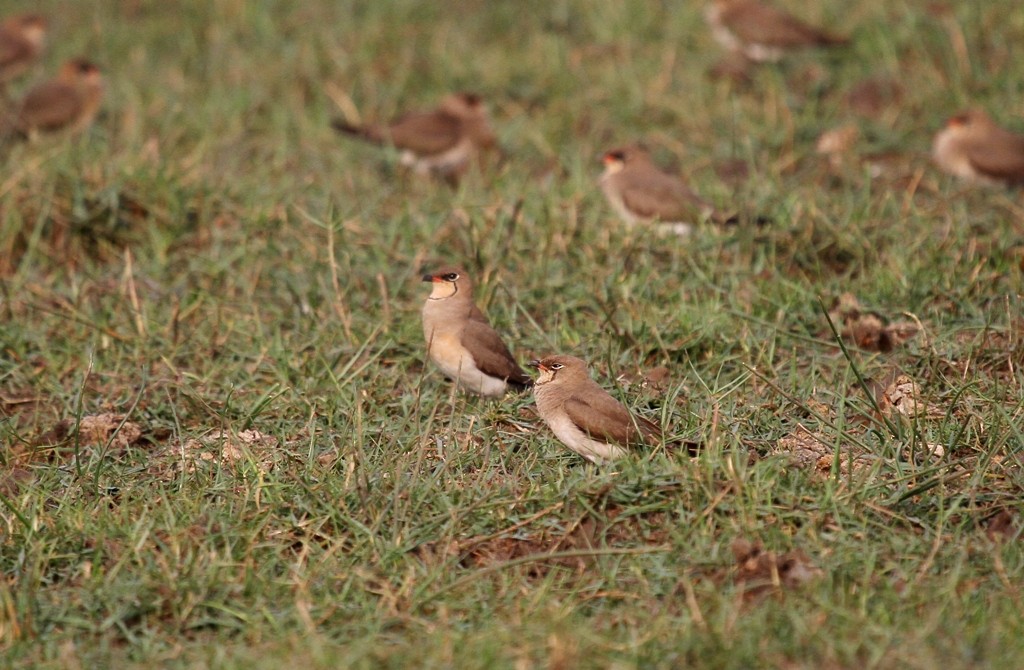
[443,273,459,281]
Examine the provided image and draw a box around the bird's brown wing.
[723,2,844,47]
[16,83,81,132]
[0,34,32,70]
[966,137,1024,185]
[466,302,491,325]
[620,172,708,221]
[564,393,660,446]
[460,320,531,386]
[383,110,463,155]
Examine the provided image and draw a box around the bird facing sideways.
[599,145,737,236]
[333,93,497,183]
[421,267,532,398]
[531,355,662,464]
[3,58,104,139]
[705,0,847,63]
[932,109,1024,187]
[0,13,48,90]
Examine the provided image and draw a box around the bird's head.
[8,14,48,44]
[60,58,103,86]
[601,144,651,173]
[442,92,488,119]
[421,266,472,301]
[946,109,991,131]
[529,355,587,386]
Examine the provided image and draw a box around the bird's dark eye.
[550,363,563,370]
[443,273,459,281]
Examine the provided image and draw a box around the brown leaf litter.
[985,510,1019,543]
[774,423,873,478]
[843,76,904,119]
[183,429,279,471]
[876,374,946,420]
[34,413,145,452]
[826,293,920,352]
[618,365,671,391]
[415,506,668,577]
[816,124,860,165]
[731,538,823,602]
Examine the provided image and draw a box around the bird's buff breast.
[932,131,992,184]
[535,389,627,464]
[423,327,507,397]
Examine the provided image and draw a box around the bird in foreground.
[932,109,1024,187]
[531,355,661,464]
[332,93,497,184]
[3,58,104,139]
[705,0,847,63]
[0,13,48,92]
[421,266,532,397]
[599,145,740,235]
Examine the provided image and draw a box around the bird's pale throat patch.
[428,281,458,300]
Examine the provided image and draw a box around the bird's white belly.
[545,413,628,464]
[705,7,783,63]
[404,139,472,175]
[601,187,639,227]
[932,132,993,184]
[599,177,694,236]
[426,331,507,397]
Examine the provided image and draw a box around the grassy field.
[1,0,1022,667]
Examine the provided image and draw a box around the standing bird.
[0,13,48,94]
[599,145,735,235]
[332,93,497,184]
[421,267,532,397]
[705,0,848,63]
[3,58,104,139]
[932,109,1024,187]
[530,355,661,464]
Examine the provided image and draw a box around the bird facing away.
[932,109,1024,187]
[705,0,847,63]
[421,266,532,397]
[531,355,661,464]
[599,145,732,236]
[332,93,497,183]
[0,13,47,89]
[3,58,104,139]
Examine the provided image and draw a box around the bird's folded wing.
[564,395,659,446]
[0,38,31,68]
[967,143,1024,184]
[385,111,463,155]
[466,302,491,325]
[724,4,830,47]
[17,84,80,131]
[620,177,703,221]
[460,320,526,382]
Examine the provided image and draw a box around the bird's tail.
[717,212,773,227]
[508,373,534,391]
[330,119,384,144]
[817,32,849,47]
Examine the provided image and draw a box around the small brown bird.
[3,58,104,139]
[599,145,735,235]
[0,13,48,91]
[705,0,847,63]
[932,109,1024,187]
[333,93,497,183]
[421,266,532,397]
[531,355,661,464]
